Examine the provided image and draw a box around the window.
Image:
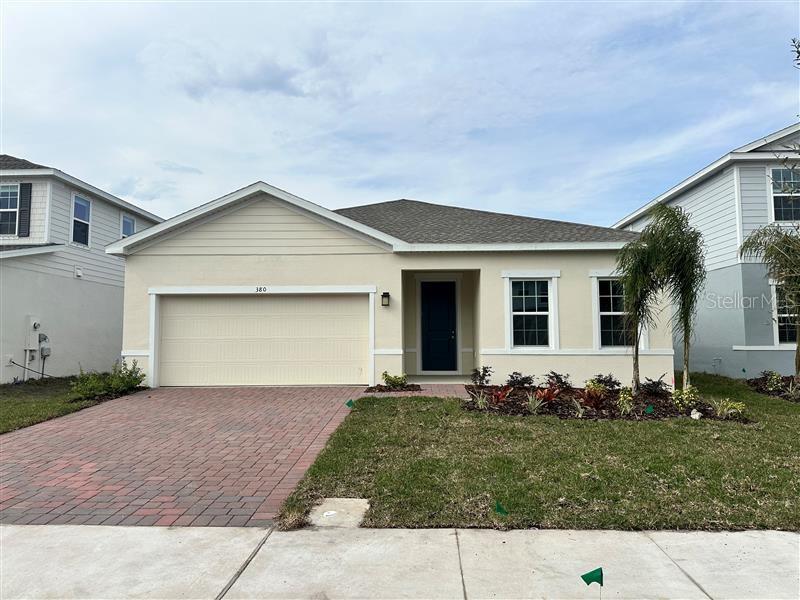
[771,168,800,222]
[776,286,798,344]
[72,195,91,246]
[0,184,19,235]
[121,215,135,238]
[511,280,549,346]
[598,279,634,347]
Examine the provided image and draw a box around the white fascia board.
[0,244,65,259]
[732,122,800,153]
[0,169,163,224]
[396,241,628,252]
[107,181,405,256]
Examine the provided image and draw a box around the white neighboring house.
[615,123,800,378]
[0,155,162,383]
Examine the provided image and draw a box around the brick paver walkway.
[0,387,360,527]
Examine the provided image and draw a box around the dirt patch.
[363,384,422,393]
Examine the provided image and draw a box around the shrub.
[381,371,409,389]
[524,392,544,415]
[506,371,535,388]
[641,374,672,398]
[616,387,634,416]
[571,398,586,418]
[534,386,560,403]
[491,385,513,403]
[762,370,785,393]
[579,381,608,410]
[784,380,800,402]
[707,397,745,419]
[544,371,572,391]
[672,385,699,411]
[471,366,493,386]
[589,373,621,391]
[474,390,489,410]
[71,360,145,400]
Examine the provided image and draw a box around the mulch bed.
[363,384,422,393]
[463,385,747,422]
[746,374,799,403]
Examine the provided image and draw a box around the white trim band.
[147,285,378,295]
[732,345,797,352]
[481,348,674,356]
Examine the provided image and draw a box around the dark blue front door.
[421,281,457,371]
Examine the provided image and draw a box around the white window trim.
[415,273,463,375]
[767,164,800,225]
[0,183,21,238]
[773,283,798,347]
[120,213,136,238]
[145,284,378,388]
[503,273,560,352]
[70,193,92,248]
[589,270,648,352]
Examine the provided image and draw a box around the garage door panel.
[158,295,369,386]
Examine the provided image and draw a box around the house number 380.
[255,286,268,293]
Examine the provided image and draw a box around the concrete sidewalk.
[1,525,798,599]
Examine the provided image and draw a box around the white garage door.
[158,294,369,386]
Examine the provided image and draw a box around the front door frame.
[415,273,462,375]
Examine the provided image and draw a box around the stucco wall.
[122,247,674,386]
[1,262,124,382]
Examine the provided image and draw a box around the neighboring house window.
[72,195,91,246]
[771,168,800,222]
[598,279,633,347]
[511,280,549,346]
[776,286,798,344]
[121,214,136,238]
[0,184,19,235]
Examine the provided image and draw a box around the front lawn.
[278,373,800,531]
[0,377,99,434]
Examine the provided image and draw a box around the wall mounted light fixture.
[381,292,390,307]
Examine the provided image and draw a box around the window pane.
[0,185,18,210]
[0,211,17,235]
[511,279,549,314]
[513,314,549,346]
[122,216,135,237]
[74,197,90,222]
[512,296,524,312]
[511,281,524,296]
[778,318,797,344]
[774,196,800,221]
[72,220,89,245]
[600,314,633,347]
[772,168,800,194]
[598,278,625,313]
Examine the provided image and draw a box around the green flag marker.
[645,404,654,414]
[581,567,603,587]
[494,501,509,516]
[345,399,355,408]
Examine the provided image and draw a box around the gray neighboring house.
[615,123,800,378]
[0,155,162,383]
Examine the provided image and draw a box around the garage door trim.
[147,285,377,388]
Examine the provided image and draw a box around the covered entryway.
[157,293,370,386]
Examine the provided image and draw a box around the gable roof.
[107,181,636,256]
[336,199,638,244]
[614,122,800,229]
[1,154,163,224]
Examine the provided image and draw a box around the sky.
[1,1,799,226]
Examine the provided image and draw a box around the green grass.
[0,377,99,434]
[278,373,800,531]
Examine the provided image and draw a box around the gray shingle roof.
[335,199,639,244]
[0,155,48,170]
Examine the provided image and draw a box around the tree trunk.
[632,319,641,395]
[795,320,800,382]
[683,333,691,390]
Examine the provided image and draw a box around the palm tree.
[740,224,800,380]
[644,205,706,390]
[617,238,662,395]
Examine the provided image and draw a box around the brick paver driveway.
[0,387,359,527]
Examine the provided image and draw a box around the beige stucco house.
[107,182,674,388]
